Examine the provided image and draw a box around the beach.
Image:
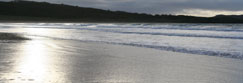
[0,34,243,83]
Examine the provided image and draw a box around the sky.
[1,0,243,17]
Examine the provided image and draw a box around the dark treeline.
[0,1,243,23]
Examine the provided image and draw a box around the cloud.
[177,9,243,17]
[1,0,242,17]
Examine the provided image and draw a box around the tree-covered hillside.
[0,1,243,23]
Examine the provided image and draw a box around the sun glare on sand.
[3,39,66,83]
[13,41,47,82]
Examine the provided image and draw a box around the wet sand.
[0,38,243,83]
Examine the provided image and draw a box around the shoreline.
[1,21,243,24]
[0,21,243,25]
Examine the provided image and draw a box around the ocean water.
[1,23,243,59]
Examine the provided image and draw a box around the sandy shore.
[0,37,243,83]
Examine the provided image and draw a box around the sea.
[1,23,243,59]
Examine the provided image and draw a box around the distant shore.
[1,1,243,23]
[1,20,243,24]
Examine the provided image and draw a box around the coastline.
[1,1,243,24]
[0,36,243,83]
[1,21,243,25]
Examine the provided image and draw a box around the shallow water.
[0,23,243,59]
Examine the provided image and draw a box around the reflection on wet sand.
[1,38,243,83]
[1,40,66,83]
[0,39,135,83]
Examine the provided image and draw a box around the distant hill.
[215,15,243,20]
[0,1,243,23]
